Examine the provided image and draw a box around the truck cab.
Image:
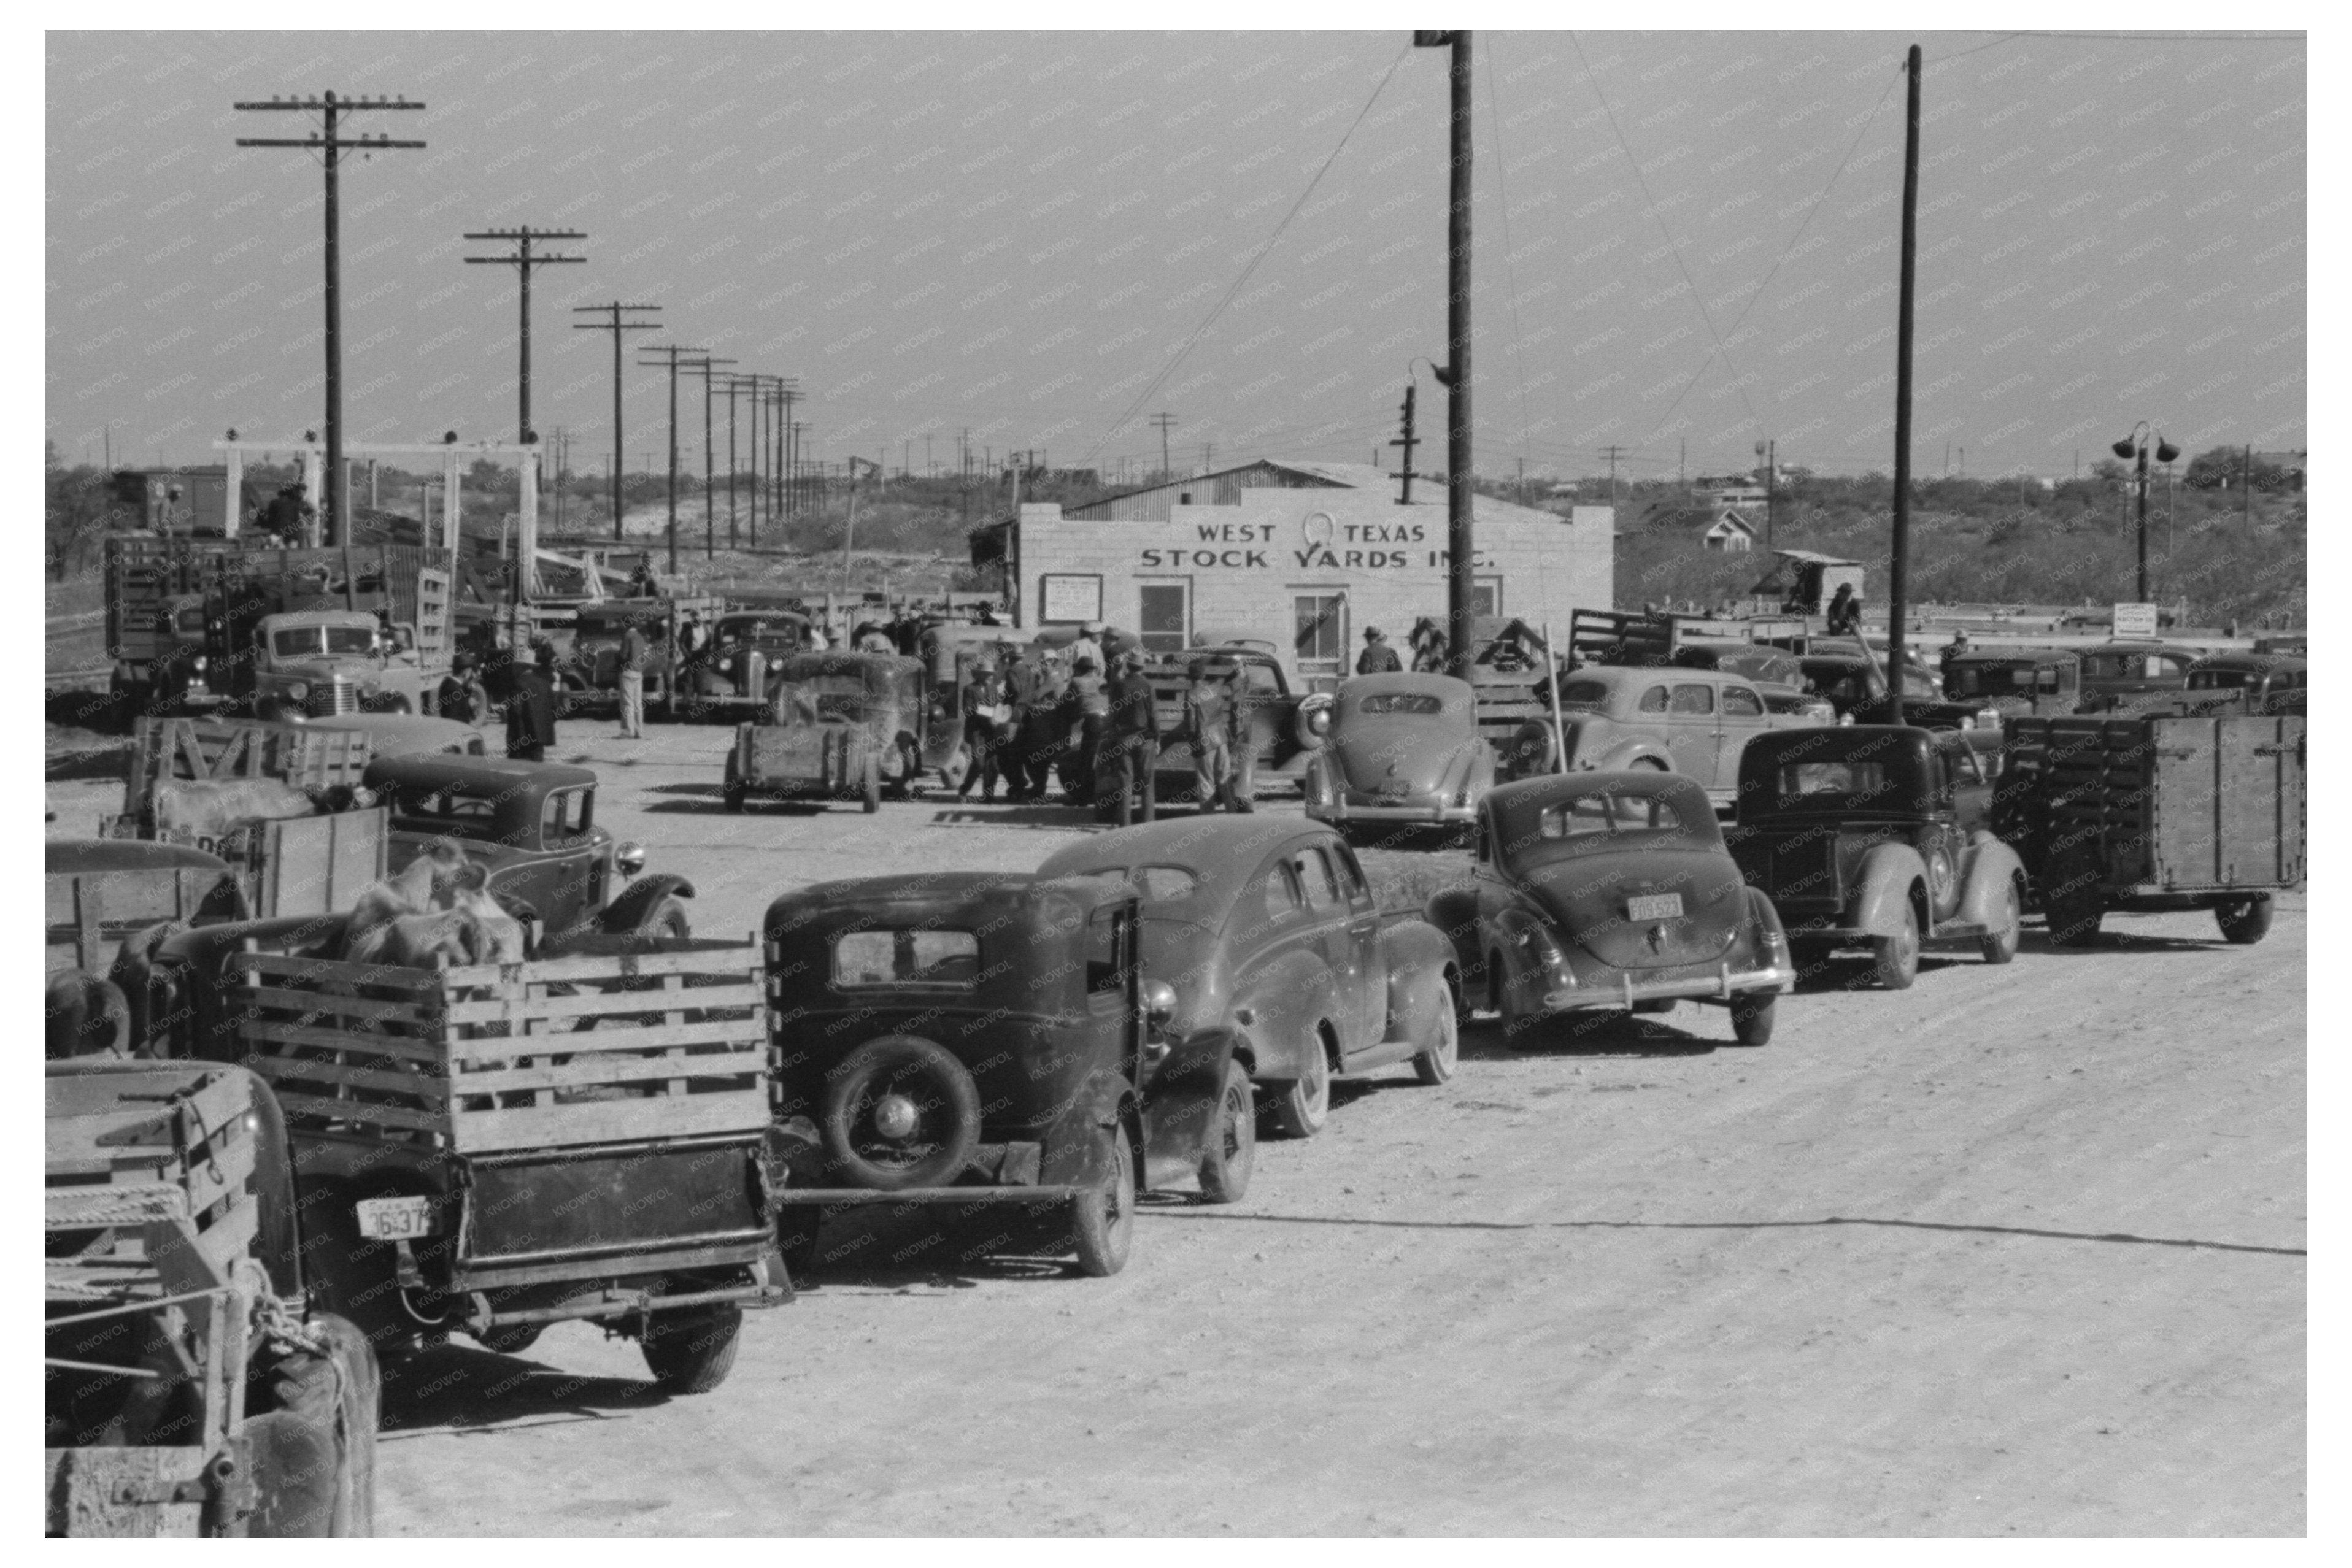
[252,610,428,721]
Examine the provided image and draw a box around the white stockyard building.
[974,459,1614,690]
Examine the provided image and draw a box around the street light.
[2111,423,2180,602]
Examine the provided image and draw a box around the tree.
[45,442,133,581]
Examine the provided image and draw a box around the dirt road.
[45,718,2306,1534]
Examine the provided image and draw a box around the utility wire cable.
[1079,37,1415,469]
[1641,61,1904,445]
[1568,30,1760,434]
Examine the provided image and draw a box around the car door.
[1304,840,1382,1053]
[1665,682,1718,778]
[1228,855,1330,1077]
[1715,680,1770,779]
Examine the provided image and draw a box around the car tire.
[253,1310,379,1537]
[1872,897,1920,990]
[1729,992,1776,1047]
[777,1221,823,1282]
[2215,895,2273,945]
[723,782,747,813]
[861,753,882,814]
[1413,983,1460,1085]
[639,1301,742,1394]
[2043,844,2107,947]
[1195,1058,1257,1204]
[634,895,691,942]
[1263,1032,1331,1139]
[1070,1121,1138,1277]
[819,1035,983,1190]
[1980,879,2022,964]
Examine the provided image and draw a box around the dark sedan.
[1428,771,1795,1045]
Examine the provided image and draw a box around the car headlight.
[1307,706,1330,736]
[191,656,207,671]
[717,656,734,674]
[287,681,309,702]
[615,841,647,875]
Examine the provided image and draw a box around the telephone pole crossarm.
[463,228,587,445]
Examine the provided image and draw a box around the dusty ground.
[45,717,2307,1536]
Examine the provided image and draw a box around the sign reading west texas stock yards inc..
[1135,511,1488,573]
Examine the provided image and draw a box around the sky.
[45,28,2307,484]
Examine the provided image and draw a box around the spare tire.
[1504,719,1556,777]
[819,1035,983,1191]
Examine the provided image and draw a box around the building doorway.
[1294,591,1348,690]
[1138,580,1190,654]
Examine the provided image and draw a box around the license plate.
[355,1196,440,1242]
[1626,893,1684,922]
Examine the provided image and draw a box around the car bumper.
[1308,797,1476,824]
[1540,959,1795,1012]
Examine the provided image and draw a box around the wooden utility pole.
[1390,382,1422,504]
[638,345,708,572]
[687,356,735,563]
[1887,44,1922,726]
[235,91,427,546]
[778,382,801,517]
[1150,412,1178,482]
[1416,29,1473,678]
[573,302,661,540]
[1599,445,1630,506]
[463,227,585,444]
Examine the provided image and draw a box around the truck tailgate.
[2149,715,2305,891]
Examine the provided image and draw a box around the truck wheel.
[1872,898,1920,990]
[2044,848,2107,947]
[634,895,691,941]
[1263,1032,1331,1139]
[723,782,747,813]
[1730,992,1777,1047]
[640,1302,742,1394]
[253,1311,380,1537]
[861,754,882,814]
[1980,879,2022,964]
[2215,895,2273,945]
[1070,1122,1137,1277]
[1196,1058,1257,1204]
[1412,983,1460,1085]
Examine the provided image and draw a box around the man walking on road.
[507,644,560,763]
[617,618,650,738]
[1356,626,1403,674]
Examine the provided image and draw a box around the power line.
[573,301,661,541]
[234,91,426,545]
[463,226,587,445]
[1568,33,1760,434]
[1081,38,1416,469]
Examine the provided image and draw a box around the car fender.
[1954,837,2027,930]
[1232,948,1335,1083]
[1742,885,1789,969]
[1141,1026,1240,1180]
[1038,1067,1136,1189]
[1424,887,1482,977]
[1378,916,1455,1043]
[1850,842,1929,937]
[601,873,695,934]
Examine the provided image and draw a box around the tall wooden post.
[1887,45,1921,726]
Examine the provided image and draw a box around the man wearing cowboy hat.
[1356,625,1403,675]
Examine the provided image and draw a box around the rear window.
[1557,680,1612,708]
[1539,793,1687,838]
[1722,686,1764,717]
[832,929,979,988]
[1778,761,1889,800]
[2188,669,2248,690]
[1357,692,1444,716]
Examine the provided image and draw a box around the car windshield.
[721,619,803,647]
[387,787,507,842]
[1357,692,1445,717]
[832,929,979,988]
[174,609,207,635]
[1539,793,1687,839]
[272,625,377,657]
[1948,663,2059,697]
[774,675,879,724]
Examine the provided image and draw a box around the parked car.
[1301,672,1494,837]
[1727,725,2026,988]
[1426,771,1795,1044]
[680,610,817,719]
[1940,648,2082,720]
[363,753,682,945]
[558,601,673,712]
[1134,645,1332,806]
[2071,642,2201,713]
[250,609,431,721]
[45,1060,379,1536]
[766,871,1236,1277]
[1799,644,1994,729]
[1498,664,1829,810]
[2178,652,2306,718]
[723,651,950,812]
[1035,818,1460,1141]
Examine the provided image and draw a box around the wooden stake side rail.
[44,1069,263,1286]
[121,716,376,824]
[233,944,774,1155]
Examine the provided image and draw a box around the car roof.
[1948,647,2079,665]
[47,836,233,877]
[1743,724,1938,768]
[763,870,1127,934]
[363,754,599,793]
[1487,769,1718,814]
[1035,817,1332,928]
[264,609,377,627]
[2191,651,2305,674]
[1338,672,1472,707]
